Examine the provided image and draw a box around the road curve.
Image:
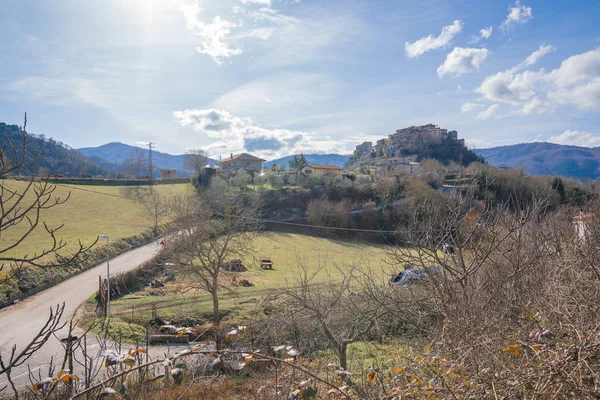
[0,240,162,389]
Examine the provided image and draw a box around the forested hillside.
[0,122,111,177]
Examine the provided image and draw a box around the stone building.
[376,158,421,176]
[355,141,373,156]
[303,164,342,175]
[219,153,265,172]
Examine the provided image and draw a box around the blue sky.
[1,0,599,158]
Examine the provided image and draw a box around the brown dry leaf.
[367,371,376,382]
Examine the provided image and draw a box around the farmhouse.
[303,164,343,175]
[219,153,265,172]
[159,168,177,179]
[376,158,420,176]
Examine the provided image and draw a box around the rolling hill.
[0,122,112,177]
[476,142,600,180]
[77,142,190,176]
[264,154,351,169]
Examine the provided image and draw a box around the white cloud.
[548,47,600,86]
[548,78,600,110]
[179,0,307,65]
[195,16,242,62]
[477,47,600,113]
[519,97,551,115]
[437,47,490,78]
[480,26,493,39]
[405,20,463,58]
[516,44,556,69]
[548,130,600,147]
[240,0,272,5]
[180,2,242,64]
[461,102,485,113]
[172,108,344,158]
[501,1,533,31]
[238,27,274,40]
[477,68,541,105]
[477,104,500,120]
[470,26,493,43]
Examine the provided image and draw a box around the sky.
[1,0,599,159]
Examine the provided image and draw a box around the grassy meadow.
[106,232,398,330]
[1,180,193,259]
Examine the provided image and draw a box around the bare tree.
[122,148,148,178]
[183,149,209,177]
[0,118,97,279]
[121,186,163,236]
[164,190,262,325]
[0,116,97,396]
[281,263,380,370]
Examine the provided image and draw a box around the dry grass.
[1,181,192,259]
[141,378,258,400]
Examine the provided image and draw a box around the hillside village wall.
[374,124,461,157]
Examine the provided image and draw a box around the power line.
[257,218,399,234]
[48,181,591,235]
[50,182,403,233]
[52,183,136,200]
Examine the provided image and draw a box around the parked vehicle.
[389,266,440,287]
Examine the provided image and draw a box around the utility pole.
[148,142,155,178]
[148,142,155,192]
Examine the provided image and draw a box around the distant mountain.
[78,142,194,177]
[0,122,112,177]
[79,145,350,173]
[264,154,351,169]
[476,142,600,180]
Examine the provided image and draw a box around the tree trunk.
[340,342,348,370]
[211,289,220,324]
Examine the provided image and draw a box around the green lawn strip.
[109,288,260,327]
[1,181,193,260]
[82,316,147,345]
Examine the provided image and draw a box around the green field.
[243,232,394,286]
[106,232,398,329]
[1,180,193,259]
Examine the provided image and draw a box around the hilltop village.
[348,124,478,176]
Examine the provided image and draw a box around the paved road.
[0,241,165,390]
